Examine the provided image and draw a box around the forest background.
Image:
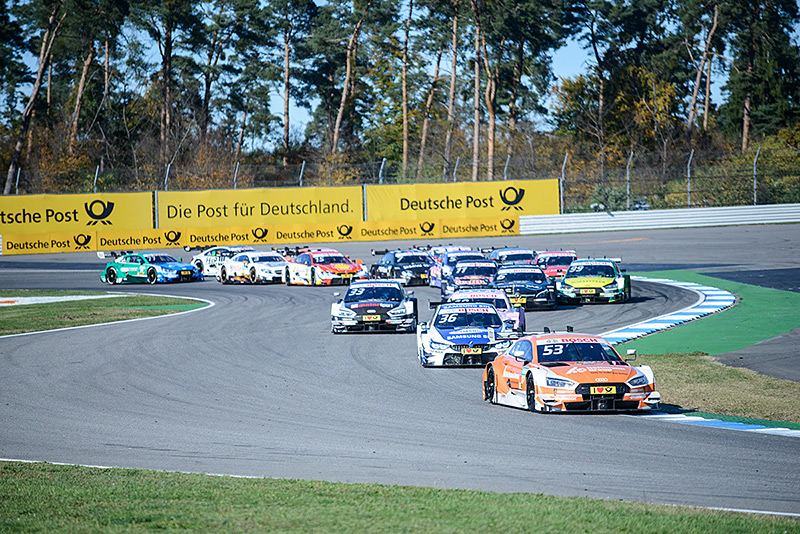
[1,0,799,212]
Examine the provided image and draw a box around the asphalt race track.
[1,224,798,514]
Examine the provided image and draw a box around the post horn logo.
[73,233,92,250]
[499,187,525,211]
[500,218,516,233]
[337,225,353,240]
[251,228,269,242]
[164,230,182,244]
[420,221,435,235]
[84,200,115,225]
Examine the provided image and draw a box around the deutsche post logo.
[84,200,114,225]
[500,218,516,234]
[337,225,353,240]
[252,228,269,242]
[73,233,92,250]
[499,187,524,211]
[164,230,181,244]
[420,221,435,236]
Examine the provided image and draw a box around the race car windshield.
[253,255,283,262]
[537,342,622,363]
[446,254,483,266]
[566,264,615,278]
[145,255,178,263]
[499,252,534,261]
[538,256,574,266]
[344,286,403,302]
[495,271,545,283]
[454,265,496,276]
[451,297,507,309]
[396,254,430,264]
[315,255,350,265]
[434,311,502,328]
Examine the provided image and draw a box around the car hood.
[562,276,615,288]
[438,327,495,344]
[398,263,430,273]
[544,361,637,382]
[453,276,492,286]
[319,263,360,274]
[155,261,194,271]
[345,300,399,315]
[494,281,547,292]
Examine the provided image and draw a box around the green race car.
[99,252,204,284]
[555,258,630,304]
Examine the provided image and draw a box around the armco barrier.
[519,203,800,235]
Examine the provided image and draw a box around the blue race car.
[416,301,519,367]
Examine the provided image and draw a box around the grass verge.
[635,352,800,424]
[0,290,207,336]
[1,462,797,533]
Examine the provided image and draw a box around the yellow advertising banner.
[157,186,363,229]
[0,192,153,235]
[2,231,98,254]
[365,179,558,221]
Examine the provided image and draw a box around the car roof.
[536,250,577,256]
[349,280,402,288]
[521,332,608,344]
[450,289,507,299]
[438,302,498,312]
[497,265,544,272]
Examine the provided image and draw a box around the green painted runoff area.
[619,270,800,356]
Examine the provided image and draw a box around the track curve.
[1,224,798,514]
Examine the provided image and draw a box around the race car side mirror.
[625,349,637,361]
[333,292,341,297]
[406,290,415,296]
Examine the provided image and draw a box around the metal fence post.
[299,160,305,187]
[15,167,20,194]
[561,151,569,214]
[233,161,240,189]
[93,165,100,193]
[378,158,386,184]
[452,157,460,182]
[164,163,171,191]
[753,146,761,205]
[626,151,634,210]
[503,154,510,180]
[687,149,694,208]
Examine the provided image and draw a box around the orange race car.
[483,330,660,412]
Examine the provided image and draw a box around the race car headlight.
[546,376,577,389]
[628,374,649,387]
[494,339,513,350]
[429,340,449,351]
[387,306,408,318]
[336,308,357,318]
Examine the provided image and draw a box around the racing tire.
[106,267,118,285]
[284,268,292,285]
[526,374,539,412]
[484,366,497,404]
[249,267,257,284]
[146,267,157,284]
[310,269,317,286]
[220,267,231,284]
[194,260,204,273]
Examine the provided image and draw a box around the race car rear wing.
[96,250,132,259]
[183,245,211,252]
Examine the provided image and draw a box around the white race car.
[444,288,525,332]
[218,250,288,284]
[417,302,519,367]
[187,245,254,277]
[330,280,418,333]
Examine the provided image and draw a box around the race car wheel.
[526,375,538,412]
[310,269,317,286]
[220,267,231,284]
[106,267,118,285]
[249,267,257,284]
[194,260,204,273]
[484,367,497,404]
[146,267,157,284]
[284,268,292,285]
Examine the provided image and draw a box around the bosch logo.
[420,221,435,235]
[499,187,524,211]
[252,228,269,242]
[73,234,92,249]
[84,200,114,225]
[164,230,181,243]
